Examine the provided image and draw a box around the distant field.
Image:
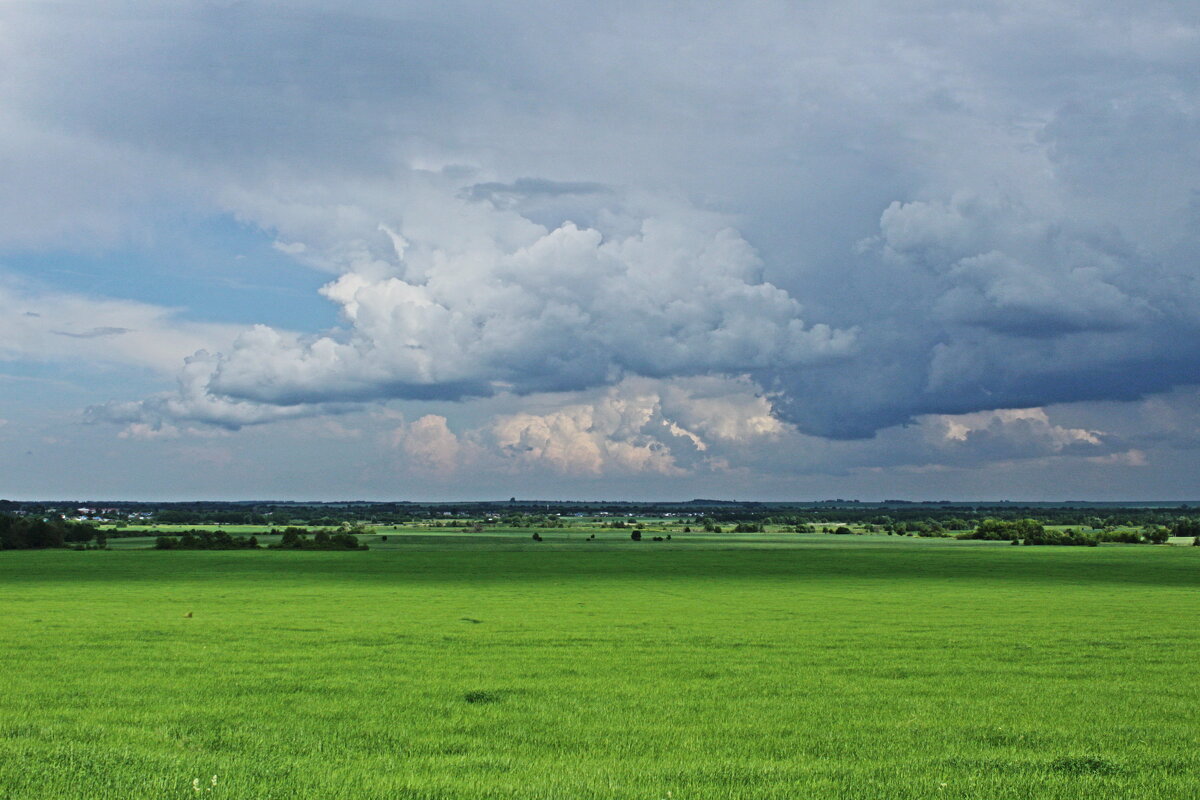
[98,522,1196,550]
[2,536,1198,798]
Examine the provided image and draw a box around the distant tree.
[1145,526,1171,545]
[630,530,642,541]
[1170,518,1200,538]
[329,533,361,549]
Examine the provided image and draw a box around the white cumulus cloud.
[106,183,855,426]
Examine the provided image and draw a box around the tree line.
[954,518,1182,546]
[154,527,368,551]
[0,514,100,550]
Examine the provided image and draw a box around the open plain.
[2,531,1198,799]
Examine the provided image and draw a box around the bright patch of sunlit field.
[2,533,1198,799]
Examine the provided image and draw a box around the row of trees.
[272,528,368,550]
[956,518,1175,545]
[155,531,260,549]
[1171,518,1200,538]
[1019,528,1100,547]
[154,527,368,550]
[0,514,100,550]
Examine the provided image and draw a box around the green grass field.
[2,535,1198,798]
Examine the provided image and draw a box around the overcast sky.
[2,1,1199,500]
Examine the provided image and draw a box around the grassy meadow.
[2,531,1198,798]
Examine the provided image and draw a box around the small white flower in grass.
[193,777,201,792]
[212,775,218,787]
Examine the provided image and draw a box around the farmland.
[2,530,1198,799]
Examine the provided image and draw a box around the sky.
[2,1,1200,501]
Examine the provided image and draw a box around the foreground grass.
[1,539,1198,799]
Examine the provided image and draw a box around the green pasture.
[2,537,1198,799]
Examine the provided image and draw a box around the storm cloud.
[4,1,1200,494]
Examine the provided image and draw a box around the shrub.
[630,530,642,541]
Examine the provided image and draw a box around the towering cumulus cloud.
[99,181,855,428]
